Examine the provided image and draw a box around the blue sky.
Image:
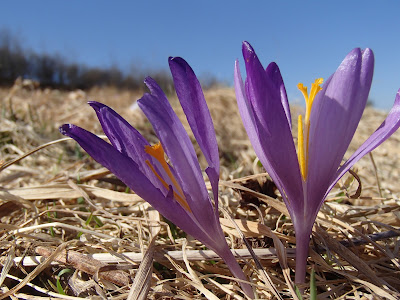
[1,1,400,109]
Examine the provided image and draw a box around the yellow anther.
[297,78,324,181]
[309,78,323,104]
[297,115,306,180]
[145,142,191,212]
[297,83,309,103]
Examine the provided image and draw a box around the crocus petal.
[163,187,221,250]
[205,166,220,218]
[138,78,220,236]
[326,89,400,199]
[265,62,292,129]
[88,101,149,158]
[168,57,221,213]
[60,124,152,196]
[234,60,287,201]
[306,48,374,216]
[60,124,161,200]
[87,101,161,187]
[241,41,273,132]
[59,124,219,247]
[59,125,170,212]
[236,44,304,215]
[168,57,220,174]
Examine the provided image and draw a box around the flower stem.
[294,228,312,286]
[217,246,254,299]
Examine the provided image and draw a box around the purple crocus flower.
[60,57,254,298]
[234,41,400,285]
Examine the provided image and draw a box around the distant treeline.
[0,29,221,92]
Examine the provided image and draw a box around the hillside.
[0,82,399,299]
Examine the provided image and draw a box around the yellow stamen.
[144,142,191,212]
[297,78,323,180]
[297,83,309,103]
[297,115,306,180]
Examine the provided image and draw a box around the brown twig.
[35,246,131,287]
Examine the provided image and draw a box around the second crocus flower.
[60,57,254,298]
[235,41,400,285]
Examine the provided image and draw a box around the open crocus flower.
[234,41,400,285]
[60,57,254,298]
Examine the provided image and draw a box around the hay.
[0,82,399,299]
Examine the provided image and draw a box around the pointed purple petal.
[88,101,149,156]
[163,187,222,250]
[241,42,271,132]
[238,42,304,211]
[137,78,220,235]
[205,166,220,214]
[235,59,304,215]
[234,60,285,195]
[306,48,374,216]
[87,101,160,184]
[59,124,219,247]
[169,57,220,175]
[326,89,400,198]
[60,124,164,205]
[265,62,292,129]
[138,78,206,200]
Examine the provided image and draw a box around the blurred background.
[1,0,400,109]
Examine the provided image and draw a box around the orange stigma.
[145,142,191,212]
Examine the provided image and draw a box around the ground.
[0,82,399,299]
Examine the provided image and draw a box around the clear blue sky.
[1,1,400,109]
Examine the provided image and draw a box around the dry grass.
[0,80,399,299]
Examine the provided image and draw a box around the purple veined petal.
[242,42,292,134]
[137,78,220,236]
[241,42,272,133]
[234,60,304,216]
[205,166,221,218]
[59,124,167,209]
[138,78,207,201]
[162,187,222,251]
[169,57,220,175]
[87,101,162,188]
[90,101,187,198]
[234,60,286,200]
[59,124,218,247]
[60,124,158,199]
[306,48,374,216]
[265,62,292,129]
[88,101,149,157]
[325,89,400,200]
